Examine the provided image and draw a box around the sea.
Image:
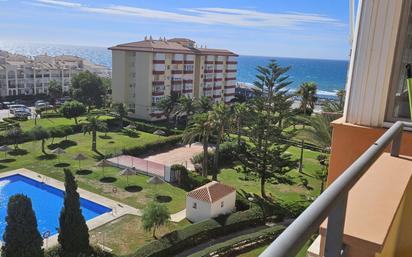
[0,41,348,98]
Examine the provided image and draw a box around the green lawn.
[18,115,114,132]
[218,145,324,203]
[90,215,190,256]
[0,130,187,213]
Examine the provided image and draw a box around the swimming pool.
[0,174,111,237]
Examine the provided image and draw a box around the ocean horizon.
[0,41,348,97]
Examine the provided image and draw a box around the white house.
[186,181,236,223]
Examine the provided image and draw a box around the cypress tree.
[58,169,90,257]
[2,194,43,257]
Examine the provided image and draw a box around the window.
[192,202,197,209]
[386,4,412,121]
[220,201,224,208]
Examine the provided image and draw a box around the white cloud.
[32,0,343,28]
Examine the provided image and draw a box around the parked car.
[9,104,28,114]
[14,109,31,118]
[2,102,11,109]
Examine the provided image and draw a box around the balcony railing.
[260,121,412,257]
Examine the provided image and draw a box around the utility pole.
[299,139,304,173]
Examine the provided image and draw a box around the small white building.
[186,181,236,223]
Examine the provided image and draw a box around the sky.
[0,0,354,60]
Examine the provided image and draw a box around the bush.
[191,141,237,171]
[124,118,181,136]
[130,207,265,257]
[190,225,285,257]
[173,164,210,191]
[41,112,63,118]
[122,128,139,138]
[123,135,182,157]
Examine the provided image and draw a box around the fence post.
[324,193,348,257]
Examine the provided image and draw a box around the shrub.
[124,118,181,135]
[41,112,63,118]
[58,169,91,257]
[189,225,285,257]
[2,194,44,257]
[173,164,210,191]
[122,128,139,138]
[123,135,182,157]
[130,207,265,257]
[191,141,237,171]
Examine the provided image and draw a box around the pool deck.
[0,168,141,249]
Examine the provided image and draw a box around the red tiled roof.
[187,181,235,203]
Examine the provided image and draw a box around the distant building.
[0,50,110,97]
[109,37,238,121]
[186,181,236,223]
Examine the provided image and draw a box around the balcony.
[171,70,183,75]
[172,60,183,64]
[260,121,412,257]
[225,77,236,81]
[152,81,164,86]
[153,60,165,64]
[152,70,165,75]
[152,91,164,96]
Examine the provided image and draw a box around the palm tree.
[183,113,214,177]
[232,102,247,148]
[210,103,230,181]
[304,114,334,151]
[82,116,106,151]
[296,82,318,115]
[111,102,128,128]
[174,96,195,126]
[30,126,50,155]
[195,96,213,113]
[336,89,346,111]
[156,92,179,122]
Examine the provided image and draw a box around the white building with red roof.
[186,181,236,223]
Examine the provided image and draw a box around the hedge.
[124,118,181,136]
[122,135,182,157]
[129,207,265,257]
[189,225,285,257]
[41,112,63,118]
[172,164,210,191]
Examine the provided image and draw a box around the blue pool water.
[0,174,111,237]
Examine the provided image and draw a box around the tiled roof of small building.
[187,181,235,203]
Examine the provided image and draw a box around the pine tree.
[2,194,43,257]
[58,169,90,257]
[238,60,297,198]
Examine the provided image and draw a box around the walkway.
[170,209,186,222]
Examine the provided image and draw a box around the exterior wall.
[327,119,412,184]
[185,192,236,223]
[112,50,127,108]
[186,197,212,223]
[133,52,152,120]
[344,0,407,127]
[209,192,236,217]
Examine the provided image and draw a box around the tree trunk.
[74,117,78,125]
[152,226,156,239]
[120,116,124,128]
[237,118,241,148]
[260,175,266,198]
[92,129,97,151]
[213,129,223,181]
[41,139,46,155]
[202,137,208,177]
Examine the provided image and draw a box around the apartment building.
[0,50,110,97]
[109,37,238,121]
[261,0,412,257]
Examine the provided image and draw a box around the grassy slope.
[90,215,190,256]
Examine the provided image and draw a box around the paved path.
[170,209,186,222]
[144,143,213,171]
[174,225,267,257]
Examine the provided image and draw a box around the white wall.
[186,192,236,223]
[344,0,407,127]
[186,197,212,223]
[210,192,236,218]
